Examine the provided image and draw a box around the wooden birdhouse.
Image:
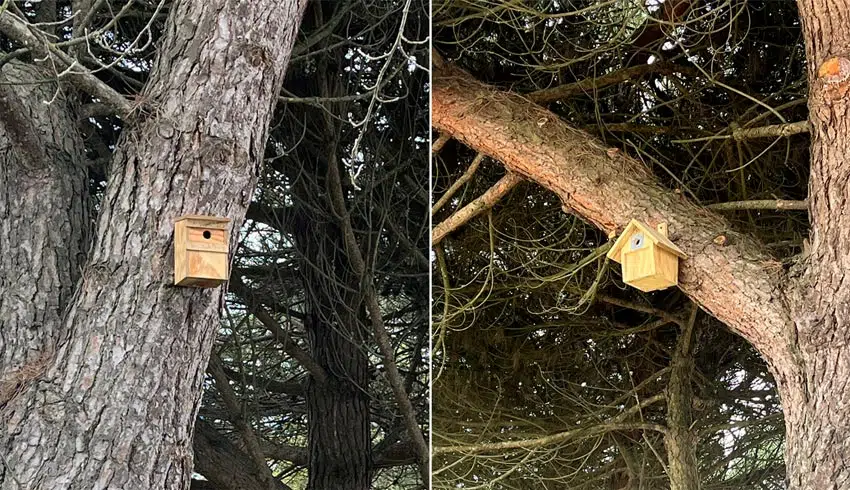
[174,215,231,288]
[606,220,687,292]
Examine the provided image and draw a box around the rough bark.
[664,308,700,490]
[783,1,850,488]
[0,1,307,488]
[293,203,373,490]
[303,311,372,490]
[0,62,89,404]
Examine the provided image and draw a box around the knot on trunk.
[816,56,850,101]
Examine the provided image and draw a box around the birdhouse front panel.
[185,226,227,251]
[622,244,679,292]
[174,215,231,288]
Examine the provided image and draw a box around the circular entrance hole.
[203,230,212,239]
[630,233,644,250]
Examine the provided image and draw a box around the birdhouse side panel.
[174,221,189,285]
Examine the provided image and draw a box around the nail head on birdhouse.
[174,215,231,288]
[606,219,687,292]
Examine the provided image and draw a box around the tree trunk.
[304,312,372,490]
[664,309,700,490]
[294,193,373,490]
[783,1,850,487]
[0,1,307,488]
[0,61,89,403]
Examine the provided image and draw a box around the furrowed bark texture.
[0,1,307,488]
[664,310,700,490]
[783,1,850,488]
[293,201,373,490]
[432,57,798,375]
[303,311,372,490]
[0,62,88,403]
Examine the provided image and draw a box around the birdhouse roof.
[606,219,687,263]
[175,215,231,230]
[176,215,231,222]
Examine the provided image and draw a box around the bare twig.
[230,277,328,385]
[434,422,667,455]
[0,10,132,115]
[528,62,698,104]
[732,121,810,140]
[432,153,485,216]
[432,172,523,245]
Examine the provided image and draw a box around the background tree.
[431,0,825,488]
[209,2,431,487]
[0,1,429,489]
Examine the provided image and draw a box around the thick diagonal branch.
[432,55,796,371]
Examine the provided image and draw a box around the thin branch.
[433,422,668,455]
[597,294,686,326]
[0,10,132,115]
[230,277,328,385]
[673,121,811,144]
[432,153,484,216]
[732,121,810,140]
[706,199,808,211]
[432,172,523,245]
[259,439,417,468]
[698,412,783,437]
[208,353,281,490]
[432,132,451,153]
[193,419,293,490]
[528,62,698,104]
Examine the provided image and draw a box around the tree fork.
[0,1,308,488]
